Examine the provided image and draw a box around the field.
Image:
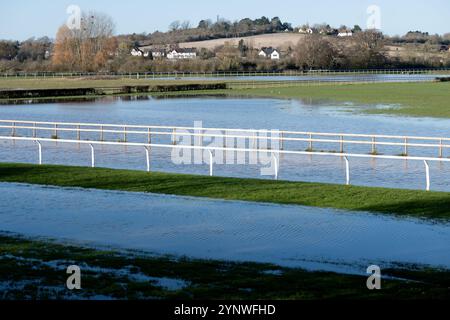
[0,78,221,90]
[1,79,450,301]
[227,82,450,118]
[177,33,308,50]
[1,234,448,300]
[0,163,449,220]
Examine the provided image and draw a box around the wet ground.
[0,183,449,275]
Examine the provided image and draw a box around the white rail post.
[424,160,430,191]
[344,156,350,185]
[147,128,151,144]
[172,129,177,145]
[209,149,213,176]
[90,144,95,168]
[273,153,279,180]
[145,146,151,172]
[100,126,104,141]
[371,137,376,154]
[404,137,408,156]
[36,140,42,165]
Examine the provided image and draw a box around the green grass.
[0,77,223,90]
[225,82,450,118]
[0,163,449,220]
[1,234,449,300]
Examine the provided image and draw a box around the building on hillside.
[298,27,314,34]
[151,49,167,59]
[258,47,280,60]
[166,48,197,59]
[439,45,449,52]
[130,47,150,57]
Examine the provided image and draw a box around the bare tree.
[348,30,386,68]
[294,35,337,69]
[53,11,116,71]
[181,20,191,30]
[169,21,181,32]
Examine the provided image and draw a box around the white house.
[338,30,353,37]
[151,49,166,59]
[258,47,280,60]
[130,47,150,57]
[298,27,314,34]
[166,48,197,60]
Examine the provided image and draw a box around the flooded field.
[1,96,449,191]
[0,183,449,274]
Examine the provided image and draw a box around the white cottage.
[258,47,280,60]
[130,47,150,57]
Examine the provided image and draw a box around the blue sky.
[1,0,449,40]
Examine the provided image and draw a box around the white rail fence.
[0,135,448,191]
[1,69,449,79]
[1,120,449,158]
[1,120,450,191]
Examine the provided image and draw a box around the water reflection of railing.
[1,120,449,158]
[0,135,449,191]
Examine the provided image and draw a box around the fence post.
[33,122,36,138]
[123,127,127,142]
[77,125,80,140]
[11,122,15,136]
[344,156,350,185]
[424,160,430,191]
[36,140,42,165]
[209,149,213,176]
[439,139,443,158]
[273,153,279,180]
[309,133,313,151]
[340,135,344,153]
[90,144,95,168]
[100,126,104,141]
[172,129,177,145]
[145,147,151,172]
[147,128,151,144]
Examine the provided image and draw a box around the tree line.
[0,12,449,73]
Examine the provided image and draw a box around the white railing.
[1,69,449,79]
[1,119,449,158]
[0,135,449,191]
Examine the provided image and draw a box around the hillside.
[177,33,308,50]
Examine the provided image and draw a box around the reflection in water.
[0,183,448,274]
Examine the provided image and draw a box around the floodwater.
[0,96,449,191]
[0,183,448,274]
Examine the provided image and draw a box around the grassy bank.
[1,234,449,300]
[226,82,450,118]
[0,78,223,90]
[0,163,449,220]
